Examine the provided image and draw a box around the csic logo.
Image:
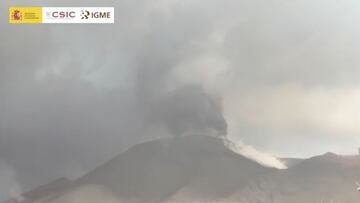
[12,10,22,20]
[80,10,111,19]
[46,10,76,19]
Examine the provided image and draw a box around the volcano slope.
[73,135,274,202]
[5,135,360,203]
[229,152,360,203]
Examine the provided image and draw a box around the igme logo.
[81,10,111,19]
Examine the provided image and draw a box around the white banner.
[42,7,114,24]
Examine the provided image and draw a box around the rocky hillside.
[3,135,360,203]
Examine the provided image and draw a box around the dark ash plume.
[149,85,227,137]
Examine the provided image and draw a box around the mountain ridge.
[3,135,360,203]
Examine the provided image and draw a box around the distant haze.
[1,0,360,201]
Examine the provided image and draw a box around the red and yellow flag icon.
[9,7,42,23]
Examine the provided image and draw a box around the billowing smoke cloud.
[0,0,235,193]
[2,0,360,197]
[0,160,23,202]
[149,85,227,137]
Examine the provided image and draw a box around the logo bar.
[9,7,114,24]
[43,7,114,24]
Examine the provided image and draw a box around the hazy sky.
[1,0,360,201]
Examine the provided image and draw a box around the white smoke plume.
[224,139,287,169]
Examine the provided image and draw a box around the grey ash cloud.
[1,0,360,198]
[150,85,227,137]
